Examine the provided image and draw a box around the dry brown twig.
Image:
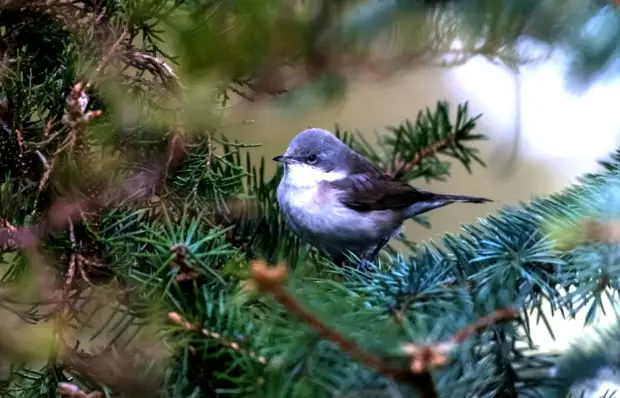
[402,307,518,374]
[34,0,179,90]
[36,81,102,197]
[16,1,134,200]
[126,50,182,91]
[63,82,102,139]
[168,312,266,364]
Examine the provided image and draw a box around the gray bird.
[274,128,492,264]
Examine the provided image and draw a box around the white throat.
[282,163,347,188]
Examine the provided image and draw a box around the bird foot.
[331,255,377,272]
[354,258,378,272]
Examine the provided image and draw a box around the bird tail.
[404,193,492,218]
[434,193,493,204]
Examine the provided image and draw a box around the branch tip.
[250,261,288,291]
[401,307,518,374]
[451,307,518,344]
[167,312,266,364]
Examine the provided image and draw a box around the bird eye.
[307,154,318,164]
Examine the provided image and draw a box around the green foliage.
[1,1,620,398]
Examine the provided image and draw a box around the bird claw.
[354,258,378,272]
[331,254,377,272]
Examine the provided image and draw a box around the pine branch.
[251,262,521,397]
[251,261,436,398]
[401,308,518,374]
[333,101,486,235]
[340,101,485,185]
[0,151,167,252]
[386,128,459,179]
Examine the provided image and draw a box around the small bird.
[274,128,492,264]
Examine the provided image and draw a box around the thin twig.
[35,148,56,195]
[402,308,519,374]
[127,51,181,88]
[63,218,77,318]
[168,312,266,364]
[386,133,456,178]
[451,308,518,343]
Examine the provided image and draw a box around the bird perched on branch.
[274,128,492,266]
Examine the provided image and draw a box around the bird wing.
[327,172,435,211]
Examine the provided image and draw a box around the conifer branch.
[451,308,519,343]
[250,262,438,398]
[15,0,179,92]
[402,308,519,374]
[34,81,101,205]
[127,50,182,91]
[251,263,518,395]
[387,133,456,178]
[0,159,165,250]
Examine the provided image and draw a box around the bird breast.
[276,180,401,255]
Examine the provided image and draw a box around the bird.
[274,127,492,265]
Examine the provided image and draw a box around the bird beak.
[273,155,295,164]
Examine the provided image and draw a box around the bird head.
[273,128,352,186]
